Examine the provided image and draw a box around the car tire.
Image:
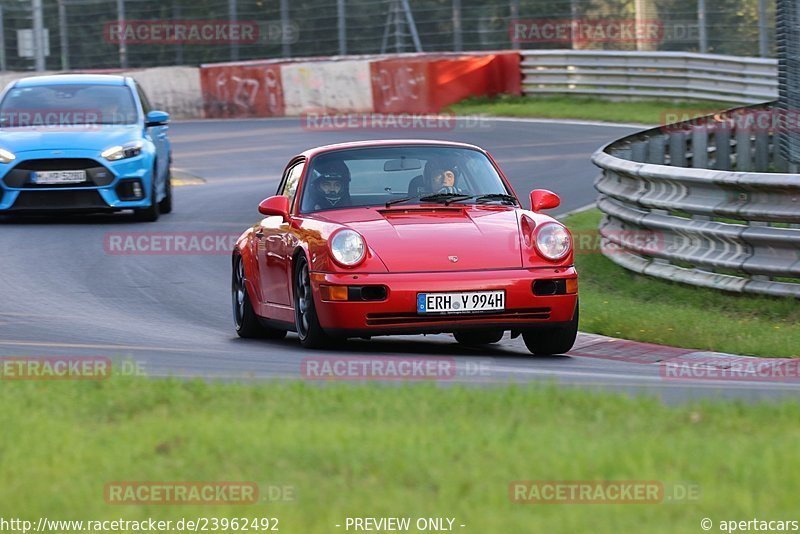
[294,255,334,349]
[522,302,579,355]
[158,165,173,214]
[232,254,287,339]
[454,330,504,345]
[132,169,160,222]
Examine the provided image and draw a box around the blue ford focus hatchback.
[0,74,172,221]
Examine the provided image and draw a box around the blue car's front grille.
[9,190,108,211]
[2,158,114,188]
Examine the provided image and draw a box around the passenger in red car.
[425,161,462,194]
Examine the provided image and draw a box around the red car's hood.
[318,206,522,272]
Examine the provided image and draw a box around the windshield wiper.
[385,192,473,208]
[439,193,518,205]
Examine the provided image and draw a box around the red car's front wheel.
[522,302,579,355]
[293,255,335,349]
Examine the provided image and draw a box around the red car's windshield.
[299,146,512,214]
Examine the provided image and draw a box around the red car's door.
[257,159,304,307]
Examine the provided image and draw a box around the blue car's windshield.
[0,84,138,127]
[299,146,512,214]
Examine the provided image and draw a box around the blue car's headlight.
[101,141,144,161]
[0,148,16,164]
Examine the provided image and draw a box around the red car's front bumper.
[310,267,578,337]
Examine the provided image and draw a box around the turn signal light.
[532,278,579,296]
[320,285,349,301]
[566,278,578,294]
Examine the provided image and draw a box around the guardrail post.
[691,126,708,168]
[754,130,770,171]
[669,132,687,167]
[735,127,753,171]
[631,141,647,163]
[749,220,771,282]
[647,135,666,165]
[715,128,732,170]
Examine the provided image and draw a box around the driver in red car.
[308,160,352,210]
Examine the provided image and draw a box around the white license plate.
[31,170,87,185]
[417,290,505,314]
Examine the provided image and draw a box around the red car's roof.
[298,139,487,159]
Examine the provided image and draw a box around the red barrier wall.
[370,53,521,114]
[199,52,521,118]
[200,62,285,118]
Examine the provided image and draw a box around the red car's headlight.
[534,222,572,261]
[329,229,366,267]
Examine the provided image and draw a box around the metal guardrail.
[522,50,778,104]
[591,103,800,299]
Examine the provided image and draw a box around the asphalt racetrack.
[1,116,795,402]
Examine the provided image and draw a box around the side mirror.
[145,110,170,127]
[258,195,290,220]
[530,189,561,212]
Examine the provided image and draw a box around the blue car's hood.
[0,125,142,153]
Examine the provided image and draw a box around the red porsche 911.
[231,140,578,355]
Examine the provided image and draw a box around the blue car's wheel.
[158,170,172,214]
[132,167,160,222]
[158,160,173,214]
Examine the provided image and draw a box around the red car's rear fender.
[235,227,263,305]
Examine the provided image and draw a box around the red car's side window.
[280,161,305,212]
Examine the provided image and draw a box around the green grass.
[449,95,730,125]
[564,209,800,358]
[3,377,800,533]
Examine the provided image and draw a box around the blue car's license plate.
[417,290,505,314]
[31,170,87,185]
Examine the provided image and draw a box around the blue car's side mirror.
[145,110,170,127]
